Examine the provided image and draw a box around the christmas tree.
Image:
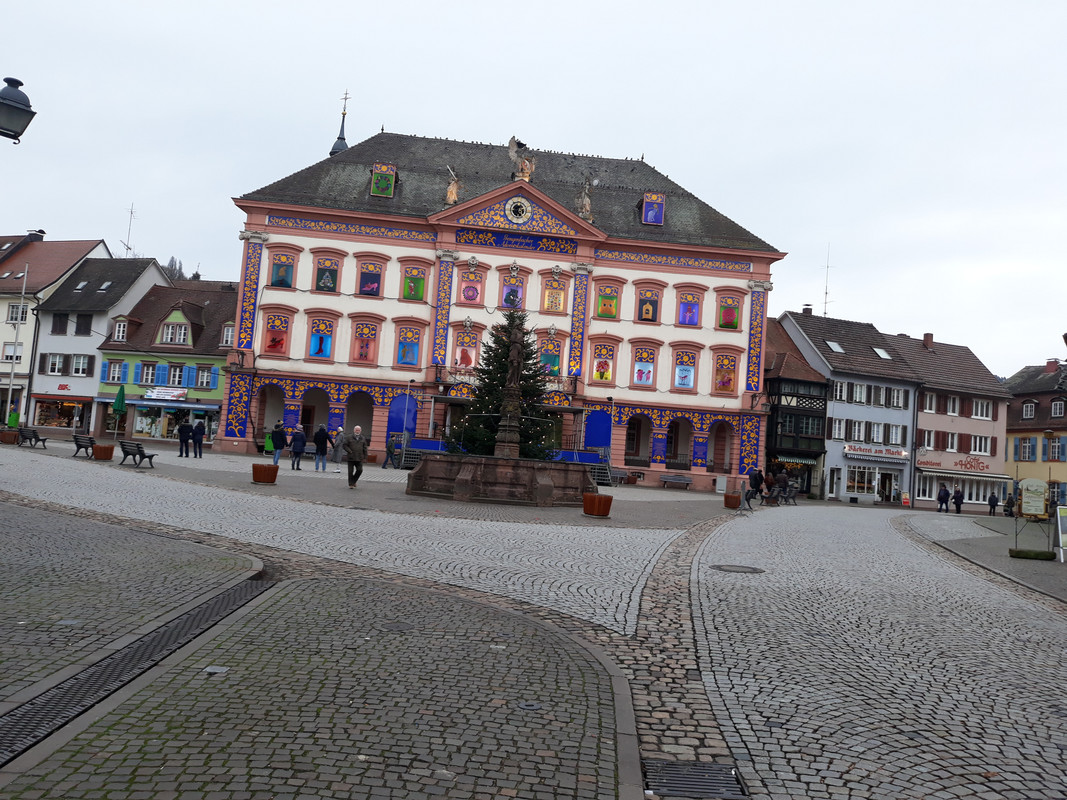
[444,309,555,459]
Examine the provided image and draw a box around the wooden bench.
[660,474,693,489]
[760,487,782,506]
[782,486,800,505]
[119,440,157,467]
[72,433,97,458]
[17,427,48,448]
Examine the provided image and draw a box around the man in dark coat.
[952,486,964,514]
[269,423,287,466]
[191,421,206,458]
[176,418,194,458]
[936,483,950,512]
[312,424,333,472]
[343,425,370,488]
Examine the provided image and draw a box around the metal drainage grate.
[708,564,765,574]
[0,579,274,766]
[643,760,747,799]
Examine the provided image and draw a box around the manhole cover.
[643,760,746,798]
[709,564,765,574]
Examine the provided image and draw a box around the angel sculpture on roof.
[508,136,535,181]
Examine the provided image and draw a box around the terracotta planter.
[93,444,114,461]
[582,493,612,517]
[252,463,279,484]
[0,430,17,445]
[724,492,742,509]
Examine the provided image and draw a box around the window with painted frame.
[672,350,698,392]
[307,318,336,362]
[593,279,624,320]
[162,323,188,344]
[106,361,123,383]
[1022,402,1035,419]
[711,353,736,395]
[400,260,430,303]
[260,310,293,359]
[139,363,157,385]
[358,261,384,297]
[457,268,485,307]
[221,325,234,347]
[113,321,127,342]
[632,280,666,324]
[454,329,481,371]
[712,286,747,332]
[1052,399,1065,418]
[395,325,423,369]
[313,256,340,294]
[631,345,658,389]
[540,276,568,315]
[269,252,297,289]
[538,337,561,377]
[168,365,184,386]
[351,321,379,365]
[591,343,617,384]
[500,274,526,310]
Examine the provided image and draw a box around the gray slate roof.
[781,311,921,382]
[38,259,161,313]
[886,333,1010,398]
[238,132,780,254]
[1004,362,1067,396]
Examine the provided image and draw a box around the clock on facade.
[505,197,531,224]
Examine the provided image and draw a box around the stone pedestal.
[407,453,596,507]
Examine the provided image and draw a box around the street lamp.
[0,78,35,143]
[402,378,415,447]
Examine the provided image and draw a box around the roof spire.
[329,90,350,157]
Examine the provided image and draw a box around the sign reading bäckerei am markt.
[1019,477,1049,519]
[844,444,908,459]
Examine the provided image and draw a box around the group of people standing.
[176,420,207,458]
[266,423,371,488]
[936,483,1015,516]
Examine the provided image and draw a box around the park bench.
[660,474,693,490]
[760,487,782,506]
[610,468,627,486]
[72,433,97,458]
[781,486,800,505]
[118,440,157,468]
[17,427,48,448]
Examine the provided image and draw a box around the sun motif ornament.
[462,285,479,302]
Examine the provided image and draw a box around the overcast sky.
[4,1,1064,378]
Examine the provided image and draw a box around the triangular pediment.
[429,181,605,241]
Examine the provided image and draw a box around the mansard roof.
[238,132,780,254]
[103,282,238,356]
[39,259,162,313]
[886,333,1010,399]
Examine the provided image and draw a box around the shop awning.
[777,456,818,465]
[31,393,93,402]
[918,468,1013,481]
[844,453,909,464]
[128,399,221,411]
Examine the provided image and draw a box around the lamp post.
[403,378,415,448]
[0,78,35,144]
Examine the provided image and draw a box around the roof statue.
[508,136,535,182]
[445,165,462,205]
[574,177,594,222]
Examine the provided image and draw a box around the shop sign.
[952,456,990,472]
[144,388,188,400]
[1019,477,1049,518]
[844,443,907,460]
[57,384,70,391]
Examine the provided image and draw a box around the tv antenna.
[121,202,136,257]
[822,242,833,316]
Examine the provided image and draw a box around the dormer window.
[113,321,127,342]
[162,323,188,344]
[1022,402,1036,419]
[221,325,234,347]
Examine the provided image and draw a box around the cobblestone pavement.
[3,442,1067,799]
[696,507,1067,800]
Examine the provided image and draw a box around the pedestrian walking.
[332,425,346,473]
[1004,493,1015,517]
[952,486,964,514]
[343,425,370,488]
[987,491,999,516]
[746,468,763,509]
[312,424,333,472]
[289,427,307,470]
[191,421,206,458]
[177,418,194,458]
[269,423,287,466]
[383,435,396,468]
[936,483,950,513]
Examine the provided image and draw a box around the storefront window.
[133,406,218,440]
[846,465,877,494]
[34,400,91,429]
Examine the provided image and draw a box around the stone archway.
[709,420,734,473]
[666,417,694,470]
[624,413,652,467]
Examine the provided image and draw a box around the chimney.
[922,333,934,349]
[1045,359,1060,374]
[802,304,813,315]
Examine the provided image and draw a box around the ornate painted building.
[216,132,785,489]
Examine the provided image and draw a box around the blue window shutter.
[156,366,168,386]
[1061,437,1067,461]
[133,363,142,384]
[1042,438,1048,461]
[120,362,129,384]
[183,366,196,387]
[1030,437,1038,462]
[210,366,219,390]
[100,360,109,382]
[1013,437,1019,462]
